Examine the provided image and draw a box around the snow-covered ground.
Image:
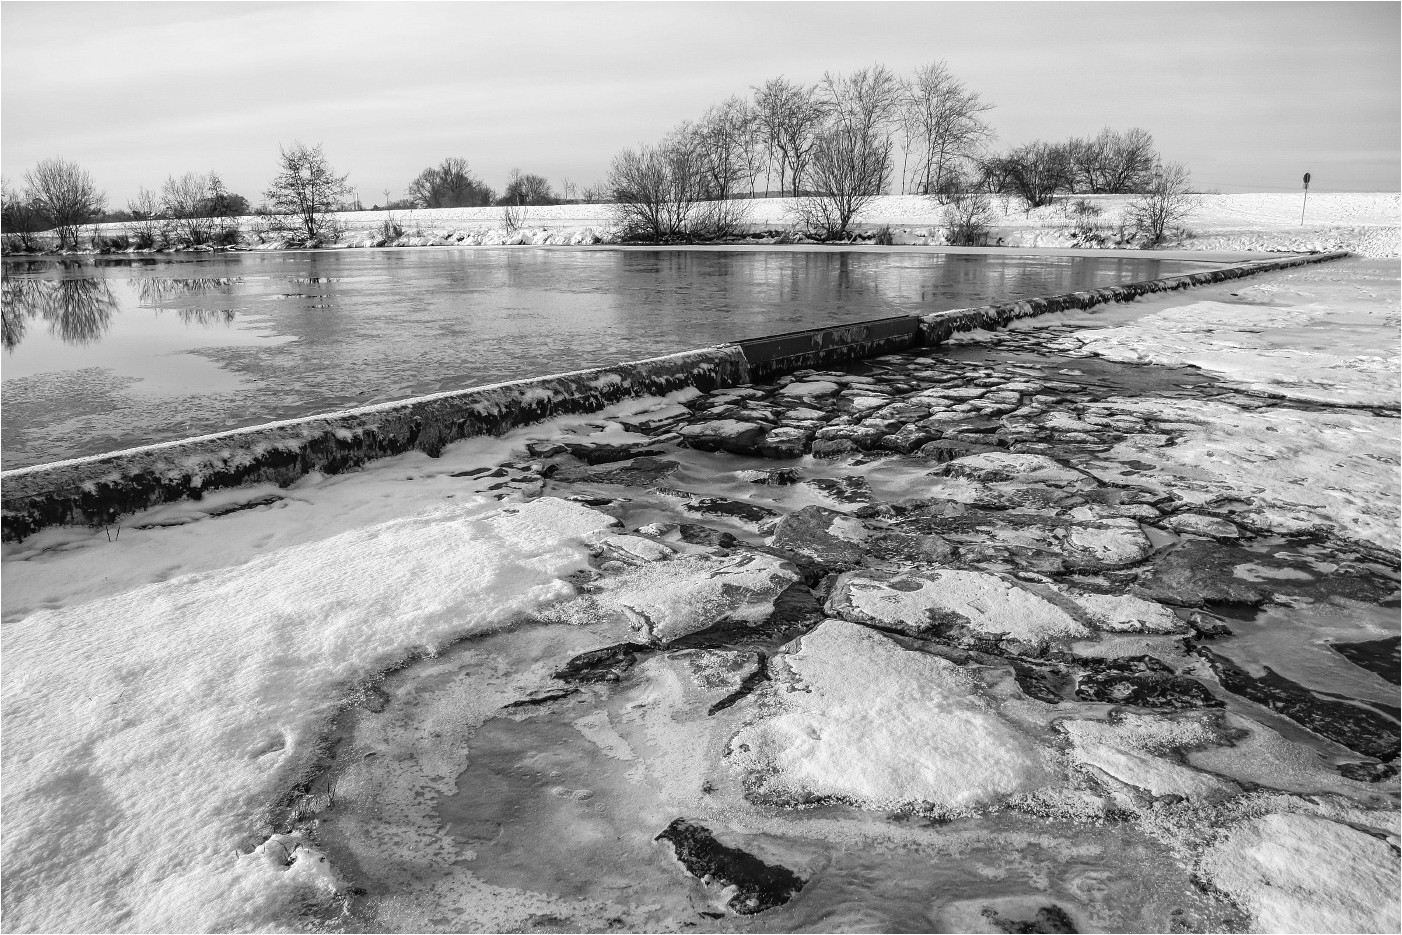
[82,192,1400,257]
[318,192,1402,257]
[1003,257,1400,554]
[1,491,624,931]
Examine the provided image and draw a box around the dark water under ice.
[0,249,1220,468]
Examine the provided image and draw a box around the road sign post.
[1301,172,1311,225]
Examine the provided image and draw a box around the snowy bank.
[60,191,1399,258]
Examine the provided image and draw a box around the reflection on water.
[1,278,121,349]
[2,269,238,352]
[2,249,1223,467]
[133,277,234,307]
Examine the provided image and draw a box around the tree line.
[1,147,580,252]
[606,60,1188,241]
[2,59,1194,250]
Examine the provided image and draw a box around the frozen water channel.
[0,248,1223,467]
[1,258,1397,933]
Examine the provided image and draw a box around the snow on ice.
[1,496,617,932]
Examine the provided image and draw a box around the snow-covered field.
[83,191,1400,257]
[317,192,1400,257]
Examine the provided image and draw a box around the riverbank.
[8,191,1398,259]
[3,255,1396,933]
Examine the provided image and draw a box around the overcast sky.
[3,1,1398,206]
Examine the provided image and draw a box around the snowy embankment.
[82,192,1400,257]
[316,192,1400,257]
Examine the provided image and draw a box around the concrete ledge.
[1,347,749,541]
[0,250,1349,541]
[738,316,921,382]
[918,251,1349,343]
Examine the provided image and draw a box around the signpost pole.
[1301,172,1311,225]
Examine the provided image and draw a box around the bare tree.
[580,181,611,204]
[900,61,995,196]
[1067,127,1158,193]
[2,176,50,251]
[126,186,165,248]
[985,141,1073,209]
[263,142,352,244]
[819,64,901,144]
[24,157,106,249]
[162,172,214,245]
[1127,161,1196,245]
[1101,127,1158,193]
[608,141,705,242]
[499,169,556,206]
[692,96,759,200]
[407,157,494,208]
[752,76,828,196]
[790,124,893,240]
[785,66,900,240]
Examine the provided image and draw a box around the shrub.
[1068,198,1107,245]
[874,225,894,245]
[942,191,993,246]
[93,233,131,253]
[501,203,525,234]
[1128,162,1195,246]
[688,199,750,242]
[608,142,701,243]
[211,225,241,247]
[380,217,404,241]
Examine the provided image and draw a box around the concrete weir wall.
[0,250,1347,541]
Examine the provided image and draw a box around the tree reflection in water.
[133,277,233,307]
[0,274,239,350]
[134,278,237,327]
[1,276,120,349]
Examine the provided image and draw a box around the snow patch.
[1201,813,1401,933]
[0,497,616,932]
[729,619,1057,811]
[827,570,1092,646]
[583,550,798,644]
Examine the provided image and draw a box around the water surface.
[1,249,1221,468]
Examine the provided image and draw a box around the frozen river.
[0,248,1223,467]
[2,255,1396,934]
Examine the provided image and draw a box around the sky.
[2,1,1398,207]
